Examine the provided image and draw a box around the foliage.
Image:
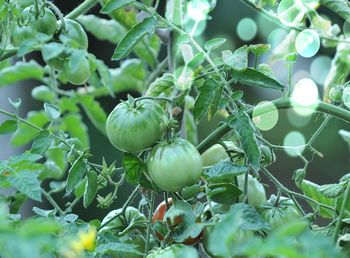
[0,0,350,257]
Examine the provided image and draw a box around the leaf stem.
[144,190,155,257]
[197,98,350,153]
[41,189,64,215]
[333,180,350,243]
[65,0,99,19]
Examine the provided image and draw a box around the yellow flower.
[71,227,96,253]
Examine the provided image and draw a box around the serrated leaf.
[44,102,61,120]
[319,182,346,198]
[0,61,44,87]
[83,170,98,208]
[208,182,241,204]
[227,110,260,171]
[205,38,226,51]
[0,120,17,134]
[232,68,284,90]
[31,130,52,155]
[66,155,87,195]
[41,42,65,62]
[8,170,42,201]
[61,113,89,147]
[204,160,248,183]
[165,0,183,27]
[146,73,175,97]
[222,45,248,71]
[32,207,56,217]
[11,111,49,146]
[193,78,218,122]
[298,179,335,218]
[122,153,148,186]
[112,17,157,60]
[78,95,107,135]
[320,0,350,20]
[100,0,135,14]
[78,15,126,44]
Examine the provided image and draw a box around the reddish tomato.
[152,199,202,245]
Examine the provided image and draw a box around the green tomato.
[147,138,203,192]
[12,25,36,46]
[329,87,342,102]
[60,19,88,50]
[30,8,57,35]
[201,141,241,167]
[202,225,254,258]
[237,174,266,207]
[260,145,275,167]
[147,244,199,258]
[99,206,147,234]
[259,195,302,229]
[106,100,166,153]
[62,56,91,85]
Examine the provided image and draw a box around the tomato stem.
[333,180,350,243]
[144,190,155,257]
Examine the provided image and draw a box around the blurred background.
[0,0,349,221]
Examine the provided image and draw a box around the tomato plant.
[1,0,350,257]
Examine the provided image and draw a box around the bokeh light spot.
[295,29,320,58]
[291,78,319,116]
[283,131,306,157]
[237,18,257,41]
[287,109,312,127]
[267,29,288,48]
[187,0,211,22]
[310,55,332,85]
[277,0,305,26]
[252,101,279,131]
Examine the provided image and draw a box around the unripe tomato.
[106,100,166,153]
[152,199,202,245]
[260,145,275,167]
[259,195,302,229]
[27,6,57,35]
[147,138,203,192]
[99,206,147,234]
[329,87,342,102]
[62,56,91,85]
[201,141,241,167]
[60,19,88,50]
[146,244,199,258]
[236,174,266,207]
[12,25,36,46]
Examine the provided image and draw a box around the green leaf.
[100,0,135,14]
[0,61,44,87]
[208,182,241,204]
[78,95,107,135]
[204,160,248,183]
[74,177,87,198]
[32,207,56,217]
[187,52,205,70]
[31,130,52,155]
[11,111,49,146]
[61,113,89,147]
[44,102,61,120]
[193,78,218,122]
[231,68,284,90]
[249,44,271,57]
[205,38,226,51]
[222,45,248,71]
[66,154,87,195]
[41,42,65,62]
[78,15,126,44]
[111,59,147,94]
[0,120,17,135]
[298,179,335,218]
[146,73,175,97]
[165,0,183,27]
[122,153,146,185]
[83,170,98,208]
[181,109,198,145]
[319,182,347,198]
[31,85,55,102]
[112,17,157,60]
[228,110,260,171]
[95,242,143,255]
[320,0,350,20]
[8,170,42,201]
